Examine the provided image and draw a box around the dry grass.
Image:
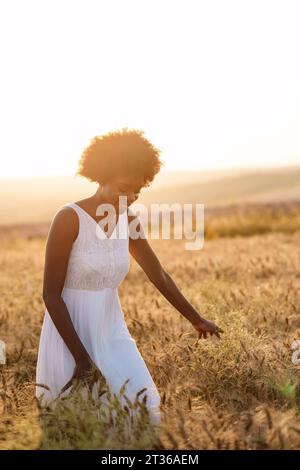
[0,202,300,449]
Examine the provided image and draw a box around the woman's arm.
[128,216,223,339]
[42,208,106,395]
[42,208,92,362]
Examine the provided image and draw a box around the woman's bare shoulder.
[48,205,79,242]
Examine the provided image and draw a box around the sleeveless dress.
[35,202,161,427]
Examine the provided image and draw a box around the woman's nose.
[126,191,137,205]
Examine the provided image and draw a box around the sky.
[0,0,300,179]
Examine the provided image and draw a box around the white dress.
[35,202,161,427]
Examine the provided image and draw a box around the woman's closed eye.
[118,185,142,197]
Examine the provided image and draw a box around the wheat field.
[0,203,300,450]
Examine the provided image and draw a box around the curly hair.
[76,127,164,187]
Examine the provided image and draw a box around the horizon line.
[1,162,300,182]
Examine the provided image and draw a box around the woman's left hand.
[191,317,224,339]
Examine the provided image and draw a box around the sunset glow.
[0,0,299,179]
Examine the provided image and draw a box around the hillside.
[0,166,299,226]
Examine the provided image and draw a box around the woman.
[35,127,223,427]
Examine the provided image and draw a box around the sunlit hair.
[76,127,164,187]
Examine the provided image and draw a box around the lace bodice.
[62,202,130,291]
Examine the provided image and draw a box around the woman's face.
[100,174,146,212]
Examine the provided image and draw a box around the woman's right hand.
[191,317,224,339]
[59,356,106,396]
